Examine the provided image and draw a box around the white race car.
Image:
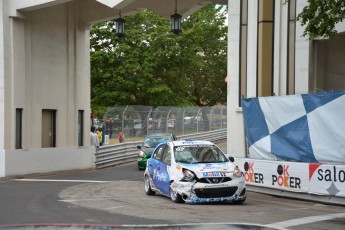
[144,140,246,204]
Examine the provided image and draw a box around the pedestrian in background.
[118,128,124,143]
[105,117,113,138]
[96,127,103,146]
[90,126,99,149]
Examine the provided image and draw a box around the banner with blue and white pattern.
[242,91,345,164]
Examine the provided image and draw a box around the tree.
[90,11,176,115]
[296,0,345,39]
[90,4,227,117]
[182,5,227,106]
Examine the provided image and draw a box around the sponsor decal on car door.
[149,144,171,195]
[152,160,170,195]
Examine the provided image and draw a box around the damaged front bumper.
[170,179,246,204]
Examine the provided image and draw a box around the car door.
[148,144,170,195]
[159,145,172,195]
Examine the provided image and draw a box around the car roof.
[145,133,173,137]
[170,140,214,146]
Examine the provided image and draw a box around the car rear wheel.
[144,175,155,195]
[170,188,183,203]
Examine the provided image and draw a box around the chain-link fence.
[93,105,226,143]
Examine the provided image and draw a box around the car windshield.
[173,145,228,164]
[143,135,172,148]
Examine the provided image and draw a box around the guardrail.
[95,128,227,169]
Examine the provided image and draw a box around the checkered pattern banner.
[242,91,345,164]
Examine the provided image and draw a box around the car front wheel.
[232,197,246,204]
[170,188,183,203]
[144,175,155,195]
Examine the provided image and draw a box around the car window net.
[174,145,228,164]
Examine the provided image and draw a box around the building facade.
[1,0,344,177]
[227,0,345,158]
[0,0,223,177]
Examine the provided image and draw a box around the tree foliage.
[90,4,227,116]
[296,0,345,39]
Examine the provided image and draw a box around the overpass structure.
[0,1,345,204]
[0,0,226,177]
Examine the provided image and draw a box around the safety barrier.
[101,105,227,138]
[95,128,227,169]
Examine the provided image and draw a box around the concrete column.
[0,0,5,150]
[257,0,274,96]
[227,0,246,158]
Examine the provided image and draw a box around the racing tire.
[144,175,155,196]
[170,188,183,203]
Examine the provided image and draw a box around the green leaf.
[90,5,228,117]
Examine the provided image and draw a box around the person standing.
[118,128,124,143]
[96,127,103,146]
[90,126,99,149]
[105,117,113,138]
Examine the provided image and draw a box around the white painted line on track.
[14,179,110,183]
[105,206,125,210]
[58,198,106,203]
[281,207,309,211]
[265,213,345,229]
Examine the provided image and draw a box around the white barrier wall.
[0,150,5,176]
[236,158,345,198]
[1,147,95,178]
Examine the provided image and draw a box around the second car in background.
[137,133,177,170]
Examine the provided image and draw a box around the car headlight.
[181,169,195,181]
[233,166,242,177]
[138,151,145,157]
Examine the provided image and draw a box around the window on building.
[78,110,84,146]
[257,0,275,97]
[287,0,296,94]
[15,108,23,149]
[239,0,248,106]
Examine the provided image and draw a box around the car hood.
[142,147,155,154]
[178,162,235,178]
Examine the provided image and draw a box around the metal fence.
[94,105,226,142]
[95,128,227,169]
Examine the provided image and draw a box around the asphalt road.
[0,142,345,229]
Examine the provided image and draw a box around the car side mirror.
[229,156,234,162]
[137,145,141,150]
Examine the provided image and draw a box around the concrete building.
[0,0,344,178]
[0,0,225,178]
[227,0,345,158]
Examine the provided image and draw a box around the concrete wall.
[17,3,91,149]
[0,1,7,151]
[3,147,94,177]
[0,0,150,178]
[246,0,258,98]
[294,0,310,94]
[312,33,345,92]
[324,34,345,90]
[227,0,243,158]
[0,0,94,177]
[0,150,4,176]
[227,0,316,157]
[273,0,288,96]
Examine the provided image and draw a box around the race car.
[137,133,177,170]
[144,140,246,204]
